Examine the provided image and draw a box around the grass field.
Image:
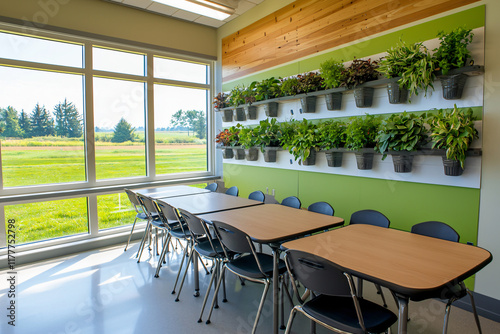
[1,131,208,245]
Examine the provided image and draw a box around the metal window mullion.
[153,77,210,90]
[146,53,156,179]
[0,57,85,75]
[0,206,6,248]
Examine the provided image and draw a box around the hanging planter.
[221,109,233,122]
[325,92,342,110]
[245,105,257,120]
[264,102,279,117]
[387,81,408,104]
[232,147,245,160]
[440,73,468,100]
[301,149,317,166]
[233,107,246,121]
[325,150,343,167]
[263,147,279,163]
[442,157,464,176]
[245,147,259,161]
[353,87,374,108]
[354,150,375,170]
[391,151,414,173]
[300,96,317,113]
[221,147,234,159]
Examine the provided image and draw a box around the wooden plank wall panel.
[222,0,480,82]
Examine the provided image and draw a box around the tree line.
[0,99,82,138]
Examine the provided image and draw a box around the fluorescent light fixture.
[153,0,235,20]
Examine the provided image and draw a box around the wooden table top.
[157,192,264,215]
[136,185,210,198]
[281,224,492,300]
[200,204,345,244]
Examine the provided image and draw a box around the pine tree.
[54,99,83,138]
[18,110,32,138]
[30,103,55,137]
[1,106,23,137]
[111,118,135,143]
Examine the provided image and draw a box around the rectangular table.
[200,204,345,334]
[136,185,210,198]
[281,224,492,334]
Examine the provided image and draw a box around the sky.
[0,31,209,129]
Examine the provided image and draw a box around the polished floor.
[1,241,499,334]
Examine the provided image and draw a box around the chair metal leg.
[136,222,151,263]
[124,217,138,251]
[206,265,226,324]
[154,234,172,278]
[443,298,455,334]
[252,280,270,334]
[198,260,219,323]
[467,288,483,334]
[222,267,227,303]
[175,248,194,302]
[376,284,388,307]
[280,277,286,330]
[172,242,190,294]
[284,307,298,334]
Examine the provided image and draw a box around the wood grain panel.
[222,0,480,82]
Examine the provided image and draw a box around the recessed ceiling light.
[153,0,234,20]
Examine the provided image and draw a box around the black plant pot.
[300,96,317,113]
[442,157,464,176]
[233,107,246,121]
[245,105,257,120]
[355,151,374,170]
[264,102,279,117]
[325,151,343,167]
[245,148,259,161]
[325,92,342,110]
[440,73,468,100]
[263,147,278,163]
[391,152,414,173]
[301,150,317,166]
[354,87,374,108]
[233,147,245,160]
[222,147,234,159]
[221,109,233,122]
[387,82,408,104]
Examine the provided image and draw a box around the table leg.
[272,247,280,334]
[193,252,200,297]
[396,295,409,334]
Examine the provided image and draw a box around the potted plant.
[254,118,281,162]
[228,86,246,121]
[255,77,281,117]
[317,120,347,167]
[280,76,300,96]
[345,114,381,169]
[377,40,436,103]
[427,104,478,176]
[280,119,320,165]
[319,59,344,110]
[238,125,259,161]
[214,92,232,122]
[226,124,245,159]
[375,112,428,172]
[296,72,324,113]
[340,58,379,108]
[215,127,238,159]
[433,27,474,100]
[243,82,258,119]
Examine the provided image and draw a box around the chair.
[281,196,301,209]
[283,249,397,334]
[225,186,239,197]
[349,209,391,307]
[411,221,482,334]
[135,193,164,261]
[307,201,334,216]
[123,189,148,251]
[205,183,218,192]
[206,220,287,334]
[248,190,265,202]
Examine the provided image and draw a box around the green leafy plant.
[320,59,345,89]
[279,119,320,163]
[317,120,347,150]
[375,112,428,159]
[228,86,245,107]
[255,77,282,101]
[427,104,478,168]
[242,82,257,105]
[433,27,474,75]
[280,77,300,96]
[296,72,324,93]
[253,118,281,152]
[237,125,258,149]
[215,125,240,146]
[345,114,381,151]
[377,40,436,100]
[340,58,379,89]
[213,92,229,111]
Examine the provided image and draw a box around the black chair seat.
[136,212,148,220]
[169,225,191,239]
[303,294,398,334]
[194,239,226,258]
[227,253,286,279]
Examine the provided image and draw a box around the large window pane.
[97,193,137,230]
[154,57,208,84]
[93,77,146,180]
[4,198,89,245]
[154,85,208,175]
[0,31,83,68]
[93,47,145,76]
[0,66,85,187]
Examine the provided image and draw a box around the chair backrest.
[350,209,390,228]
[225,186,239,197]
[411,221,460,243]
[177,208,208,237]
[211,220,254,254]
[136,194,158,219]
[281,196,301,209]
[284,249,351,297]
[307,201,334,216]
[124,189,142,212]
[155,199,181,224]
[248,190,265,202]
[205,183,218,192]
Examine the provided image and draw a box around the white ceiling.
[106,0,264,28]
